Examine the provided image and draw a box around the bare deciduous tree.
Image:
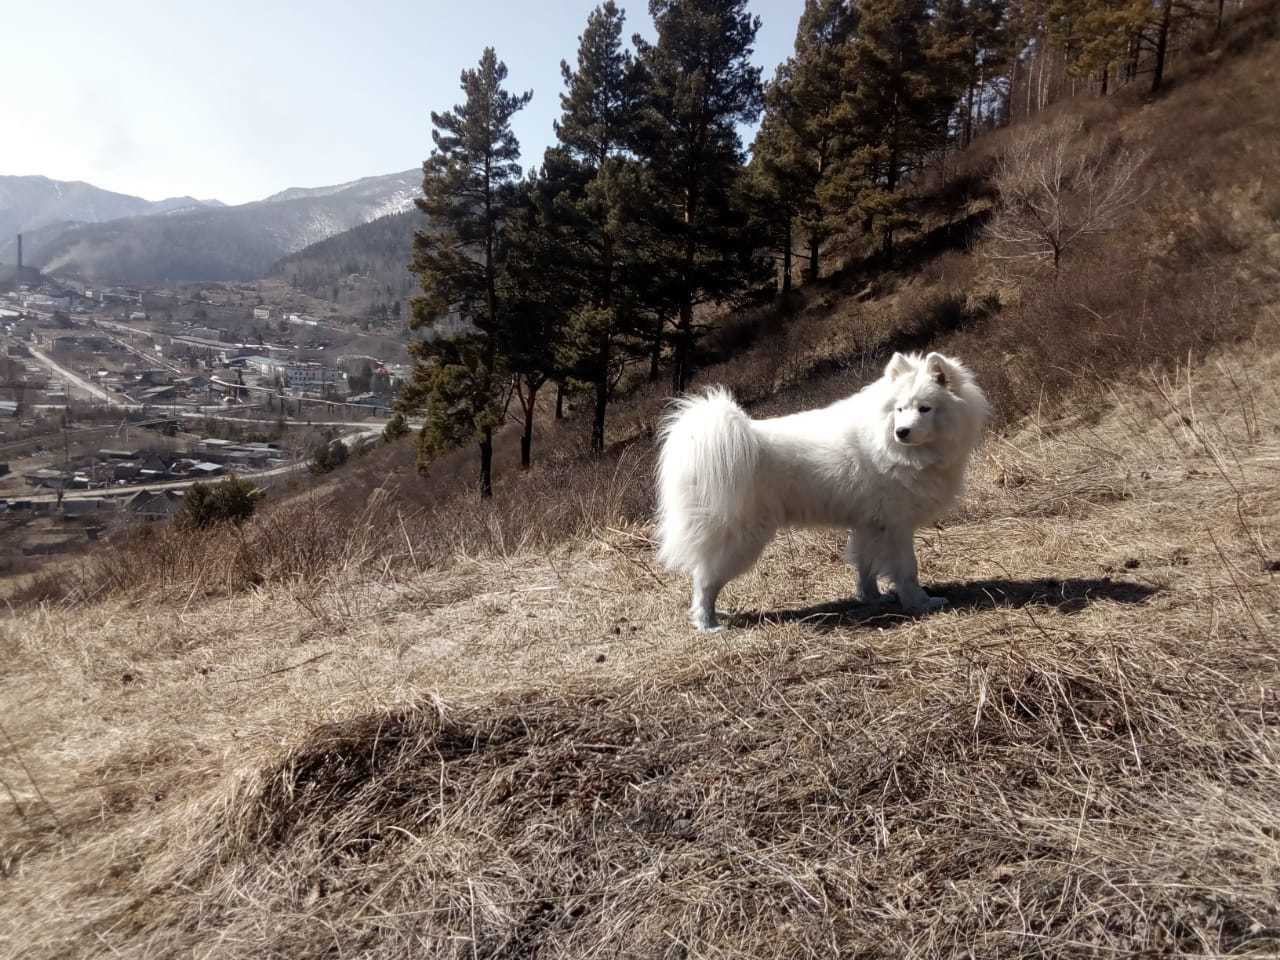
[986,118,1148,272]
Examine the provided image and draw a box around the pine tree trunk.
[1152,0,1173,93]
[963,75,976,147]
[806,226,820,284]
[479,428,493,499]
[806,155,822,284]
[649,317,663,382]
[671,307,692,395]
[1006,58,1017,126]
[1026,49,1034,115]
[882,154,899,264]
[781,218,792,297]
[1100,64,1109,96]
[520,385,537,469]
[591,338,610,456]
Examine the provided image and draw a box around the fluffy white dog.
[656,351,989,631]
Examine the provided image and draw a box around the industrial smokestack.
[15,233,21,275]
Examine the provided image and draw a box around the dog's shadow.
[729,576,1158,632]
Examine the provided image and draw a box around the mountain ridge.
[0,169,420,283]
[0,174,225,241]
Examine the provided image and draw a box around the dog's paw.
[898,593,947,615]
[688,610,723,633]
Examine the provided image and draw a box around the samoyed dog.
[656,351,989,631]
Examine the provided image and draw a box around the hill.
[2,5,1280,957]
[0,170,418,284]
[0,174,222,242]
[268,207,419,313]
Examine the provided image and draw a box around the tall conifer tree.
[402,48,531,499]
[555,1,645,455]
[769,0,855,283]
[499,172,568,469]
[633,0,766,394]
[830,0,962,260]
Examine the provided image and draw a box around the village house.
[126,489,183,519]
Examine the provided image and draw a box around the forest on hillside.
[269,209,418,321]
[395,0,1245,500]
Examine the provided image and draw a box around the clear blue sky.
[3,0,804,206]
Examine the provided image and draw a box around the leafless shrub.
[986,117,1149,272]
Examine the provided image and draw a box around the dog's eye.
[918,405,932,413]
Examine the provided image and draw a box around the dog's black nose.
[896,427,911,440]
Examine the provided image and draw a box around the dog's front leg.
[884,526,946,614]
[844,529,884,602]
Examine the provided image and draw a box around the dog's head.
[884,351,984,449]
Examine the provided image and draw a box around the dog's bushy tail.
[656,386,757,572]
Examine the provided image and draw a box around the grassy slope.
[4,13,1280,959]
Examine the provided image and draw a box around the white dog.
[656,351,989,631]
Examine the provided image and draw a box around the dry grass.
[3,341,1280,958]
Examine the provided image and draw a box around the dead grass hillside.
[3,340,1280,957]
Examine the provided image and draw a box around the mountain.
[0,169,419,284]
[269,208,419,309]
[0,174,223,241]
[262,171,418,209]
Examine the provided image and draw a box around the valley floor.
[2,346,1279,957]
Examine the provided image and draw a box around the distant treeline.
[270,210,417,319]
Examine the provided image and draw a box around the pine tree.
[1044,0,1145,95]
[747,106,804,297]
[554,1,647,454]
[770,0,855,283]
[935,0,1011,145]
[829,0,963,261]
[499,170,572,468]
[403,48,531,499]
[633,0,766,394]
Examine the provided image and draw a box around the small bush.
[310,438,349,475]
[381,413,410,443]
[176,477,258,530]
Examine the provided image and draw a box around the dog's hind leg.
[883,526,946,614]
[689,574,725,632]
[688,526,772,632]
[844,529,885,603]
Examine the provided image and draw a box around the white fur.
[656,351,990,631]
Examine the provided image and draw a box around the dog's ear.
[924,352,951,387]
[885,352,914,380]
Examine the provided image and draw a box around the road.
[26,345,121,405]
[16,424,387,503]
[175,411,390,428]
[17,336,379,424]
[91,317,295,354]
